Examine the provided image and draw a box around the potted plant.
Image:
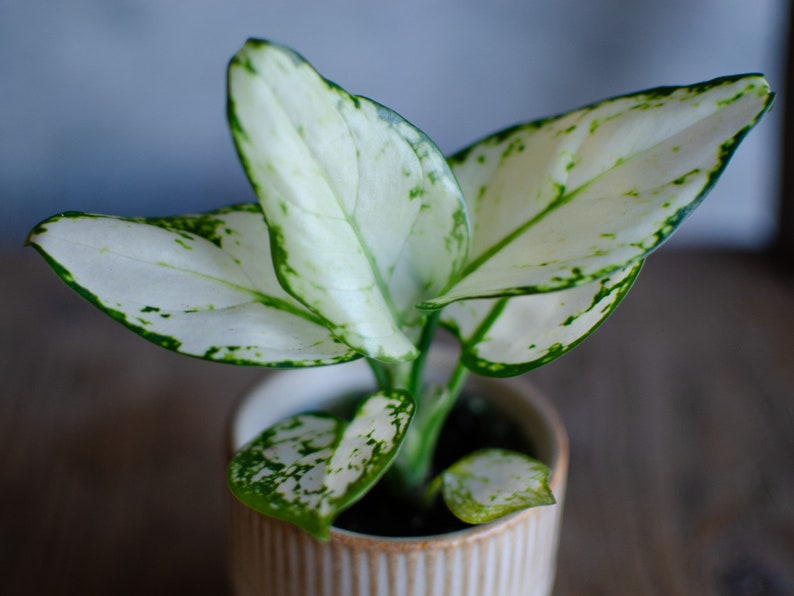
[27,38,772,595]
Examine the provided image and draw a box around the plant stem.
[366,358,392,391]
[389,334,471,497]
[446,359,470,404]
[408,311,440,397]
[370,312,472,497]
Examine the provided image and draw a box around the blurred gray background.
[2,0,788,250]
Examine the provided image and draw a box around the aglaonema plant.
[27,39,773,540]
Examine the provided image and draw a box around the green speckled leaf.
[435,448,555,524]
[26,204,358,366]
[227,390,414,540]
[228,39,469,361]
[443,261,642,376]
[421,74,772,309]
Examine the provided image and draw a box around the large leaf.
[430,448,555,525]
[228,39,469,361]
[227,390,415,540]
[443,261,642,376]
[26,204,358,366]
[421,74,772,309]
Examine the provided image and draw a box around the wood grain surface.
[2,250,792,595]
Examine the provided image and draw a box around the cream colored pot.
[227,351,568,596]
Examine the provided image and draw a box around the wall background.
[1,0,788,249]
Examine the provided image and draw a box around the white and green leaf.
[228,39,469,361]
[421,74,773,309]
[429,448,555,525]
[26,204,358,366]
[443,261,642,376]
[227,390,415,540]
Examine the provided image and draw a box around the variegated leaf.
[443,261,642,376]
[227,390,415,540]
[421,74,772,309]
[435,448,555,524]
[228,39,469,361]
[26,204,358,366]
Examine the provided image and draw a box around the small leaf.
[227,390,415,540]
[228,39,469,361]
[26,204,358,366]
[443,261,642,376]
[422,74,772,308]
[436,448,555,525]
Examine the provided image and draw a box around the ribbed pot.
[227,351,568,596]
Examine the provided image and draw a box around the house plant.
[27,38,772,593]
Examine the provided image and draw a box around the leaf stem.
[367,358,392,391]
[389,337,471,496]
[446,359,470,404]
[408,311,440,397]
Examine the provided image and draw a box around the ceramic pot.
[227,350,568,596]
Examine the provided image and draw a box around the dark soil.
[333,392,537,537]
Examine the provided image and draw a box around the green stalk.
[388,314,471,496]
[408,311,440,397]
[445,359,470,404]
[366,358,392,391]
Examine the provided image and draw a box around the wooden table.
[2,250,792,595]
